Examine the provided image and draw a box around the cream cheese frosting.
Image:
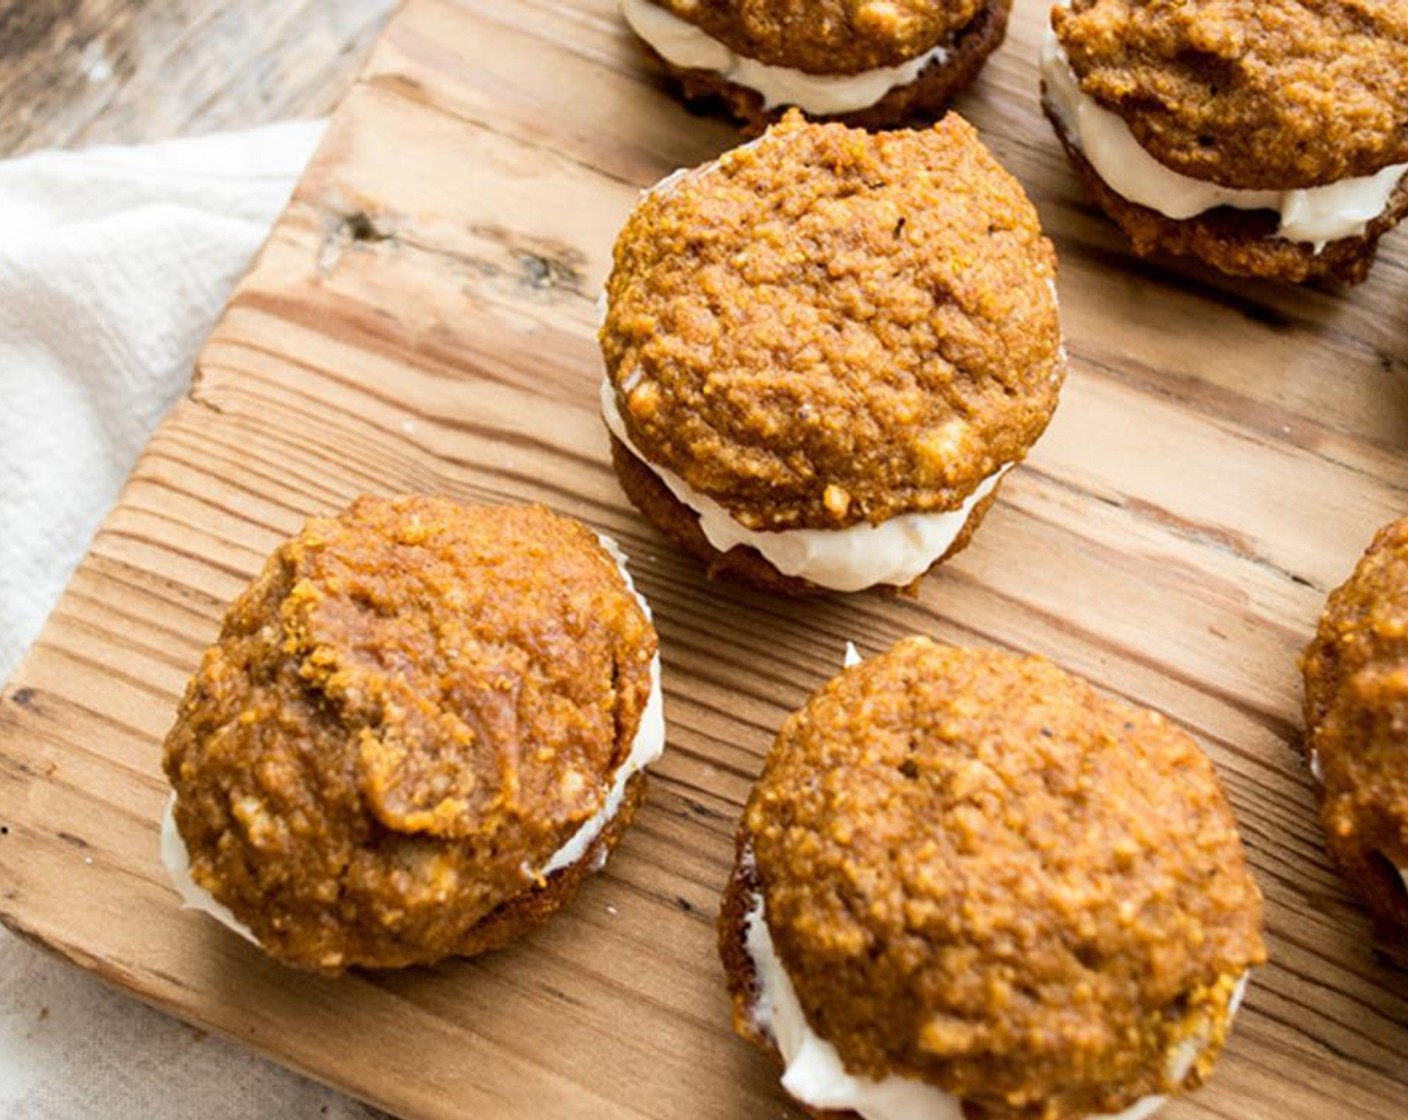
[1040,27,1408,250]
[602,380,1009,592]
[539,534,665,876]
[744,885,1249,1120]
[162,533,665,940]
[620,0,949,115]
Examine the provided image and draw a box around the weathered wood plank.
[2,0,1407,1117]
[0,0,395,156]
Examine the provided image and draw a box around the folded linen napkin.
[0,120,384,1120]
[0,119,324,679]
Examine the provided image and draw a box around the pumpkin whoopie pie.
[162,496,663,974]
[1041,0,1408,285]
[721,637,1266,1120]
[600,111,1064,596]
[1303,514,1408,957]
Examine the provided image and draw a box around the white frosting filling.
[162,533,665,939]
[539,534,666,876]
[1040,26,1408,250]
[602,380,1009,592]
[744,886,1250,1120]
[620,0,949,115]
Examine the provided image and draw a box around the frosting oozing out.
[602,380,1008,592]
[538,534,665,876]
[1040,27,1408,250]
[620,0,949,115]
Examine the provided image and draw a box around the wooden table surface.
[0,0,395,156]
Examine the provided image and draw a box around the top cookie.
[1053,0,1408,189]
[650,0,986,73]
[601,111,1062,532]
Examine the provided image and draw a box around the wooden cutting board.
[3,0,1407,1116]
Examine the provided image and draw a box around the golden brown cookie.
[600,112,1063,595]
[1043,0,1408,285]
[1303,515,1408,952]
[1053,0,1408,190]
[162,496,662,973]
[638,0,1013,131]
[721,638,1266,1120]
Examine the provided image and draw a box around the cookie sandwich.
[1303,514,1408,951]
[721,637,1266,1119]
[162,496,664,973]
[1042,0,1408,284]
[600,111,1064,596]
[621,0,1012,130]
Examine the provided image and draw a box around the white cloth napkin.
[0,121,384,1119]
[0,120,324,678]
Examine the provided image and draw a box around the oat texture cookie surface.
[163,497,663,973]
[721,637,1266,1119]
[601,111,1063,595]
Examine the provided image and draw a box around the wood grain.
[0,0,395,156]
[3,0,1408,1116]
